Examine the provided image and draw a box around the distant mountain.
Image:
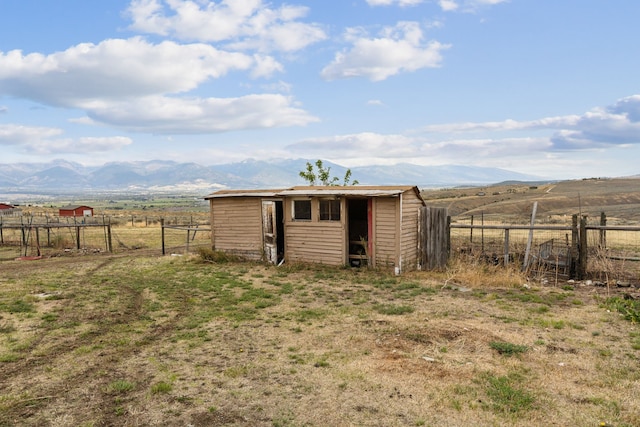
[0,158,545,196]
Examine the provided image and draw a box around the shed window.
[293,199,311,220]
[319,199,340,221]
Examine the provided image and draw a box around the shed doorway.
[348,198,371,267]
[261,200,285,264]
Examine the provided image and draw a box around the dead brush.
[445,253,527,288]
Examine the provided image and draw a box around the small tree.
[299,160,358,186]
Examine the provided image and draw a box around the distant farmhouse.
[59,205,94,217]
[0,203,21,216]
[205,185,427,273]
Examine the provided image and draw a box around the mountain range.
[0,158,544,196]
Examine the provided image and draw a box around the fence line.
[449,213,640,281]
[160,219,211,255]
[0,216,211,260]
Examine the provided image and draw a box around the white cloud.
[419,95,640,150]
[282,95,640,170]
[321,21,450,81]
[285,130,550,165]
[286,132,420,158]
[27,136,133,155]
[0,37,259,106]
[0,124,131,155]
[421,116,581,133]
[0,37,319,134]
[126,0,326,52]
[367,99,384,106]
[250,54,284,78]
[0,124,63,144]
[366,0,425,6]
[366,0,507,12]
[0,105,7,114]
[453,0,509,12]
[439,0,458,11]
[83,94,318,134]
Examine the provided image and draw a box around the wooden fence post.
[570,214,578,278]
[76,226,81,250]
[107,222,113,253]
[161,218,165,255]
[35,227,41,256]
[522,202,538,272]
[578,216,587,280]
[599,212,606,249]
[446,215,451,260]
[503,228,510,266]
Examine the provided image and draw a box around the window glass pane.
[293,200,311,220]
[319,199,340,221]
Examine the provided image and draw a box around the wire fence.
[450,212,640,284]
[0,214,211,261]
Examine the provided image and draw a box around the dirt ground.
[1,252,639,426]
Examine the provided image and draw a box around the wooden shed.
[205,186,426,273]
[59,205,94,217]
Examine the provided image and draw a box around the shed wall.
[210,198,263,260]
[283,198,345,265]
[400,190,423,271]
[373,198,398,268]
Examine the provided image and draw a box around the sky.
[1,0,639,180]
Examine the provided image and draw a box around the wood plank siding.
[210,198,263,260]
[374,198,398,268]
[400,190,423,271]
[285,222,345,265]
[283,198,345,265]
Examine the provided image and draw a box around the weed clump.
[489,341,529,356]
[481,372,535,414]
[196,247,240,263]
[374,304,414,315]
[603,297,640,323]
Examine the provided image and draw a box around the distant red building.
[0,203,19,216]
[59,205,94,217]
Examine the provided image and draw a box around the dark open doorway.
[275,200,284,263]
[348,198,370,267]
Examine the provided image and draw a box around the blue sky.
[1,0,639,179]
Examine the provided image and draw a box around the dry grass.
[0,254,639,426]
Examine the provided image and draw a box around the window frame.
[292,198,312,221]
[319,198,341,221]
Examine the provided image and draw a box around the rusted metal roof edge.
[276,189,404,197]
[204,190,283,199]
[205,186,425,200]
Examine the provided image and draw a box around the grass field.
[1,253,639,426]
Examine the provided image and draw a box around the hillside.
[421,177,640,224]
